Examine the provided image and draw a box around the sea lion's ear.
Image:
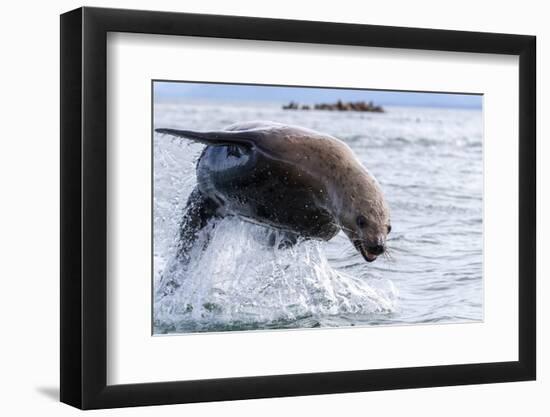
[155,128,258,148]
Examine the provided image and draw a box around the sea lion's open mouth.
[354,241,378,263]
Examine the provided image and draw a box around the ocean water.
[153,100,483,334]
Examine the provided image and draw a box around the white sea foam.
[154,218,397,332]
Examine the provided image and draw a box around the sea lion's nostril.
[367,244,385,255]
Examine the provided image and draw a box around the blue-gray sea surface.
[153,101,483,334]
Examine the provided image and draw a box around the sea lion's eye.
[387,224,392,234]
[356,215,367,228]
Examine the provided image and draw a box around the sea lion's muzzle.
[354,240,385,263]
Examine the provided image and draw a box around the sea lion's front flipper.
[177,187,220,264]
[156,188,220,299]
[155,128,261,148]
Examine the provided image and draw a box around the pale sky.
[154,81,482,109]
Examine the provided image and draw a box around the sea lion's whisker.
[327,221,353,235]
[336,224,354,234]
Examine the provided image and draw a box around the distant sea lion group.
[282,100,384,112]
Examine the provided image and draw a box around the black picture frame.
[60,6,536,410]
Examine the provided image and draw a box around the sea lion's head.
[336,170,391,263]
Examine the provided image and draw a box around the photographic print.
[153,81,483,335]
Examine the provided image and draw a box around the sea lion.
[156,121,391,263]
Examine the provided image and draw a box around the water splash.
[154,217,397,333]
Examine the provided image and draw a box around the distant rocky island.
[282,100,385,113]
